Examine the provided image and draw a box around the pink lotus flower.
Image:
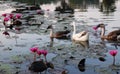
[93,26,98,31]
[37,50,42,55]
[30,47,39,53]
[40,50,48,62]
[40,50,48,56]
[4,17,10,21]
[15,14,22,19]
[2,13,7,17]
[30,46,39,61]
[109,50,118,65]
[9,13,14,19]
[109,50,118,56]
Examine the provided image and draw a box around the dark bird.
[78,58,86,72]
[29,60,54,73]
[46,25,71,40]
[95,23,120,42]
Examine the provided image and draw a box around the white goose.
[71,21,89,42]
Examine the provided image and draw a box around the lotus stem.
[113,56,115,65]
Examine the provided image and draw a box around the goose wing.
[108,30,120,36]
[75,31,87,38]
[72,31,89,41]
[55,30,70,36]
[107,30,120,40]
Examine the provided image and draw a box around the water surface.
[0,0,120,74]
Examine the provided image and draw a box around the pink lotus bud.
[15,14,22,19]
[109,50,118,56]
[37,50,42,55]
[2,13,7,17]
[4,17,10,21]
[40,50,48,56]
[40,50,44,54]
[93,26,98,31]
[43,50,48,56]
[30,47,39,53]
[9,13,14,19]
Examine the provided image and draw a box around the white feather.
[71,21,89,41]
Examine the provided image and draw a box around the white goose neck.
[101,27,105,37]
[50,28,54,37]
[72,22,76,35]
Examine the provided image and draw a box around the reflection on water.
[69,0,99,12]
[12,0,57,5]
[12,0,118,14]
[72,41,89,49]
[100,0,116,14]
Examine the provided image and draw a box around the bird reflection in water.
[73,41,89,49]
[49,38,54,47]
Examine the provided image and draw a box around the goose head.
[93,23,105,30]
[97,23,105,28]
[45,25,53,33]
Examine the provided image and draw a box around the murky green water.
[0,0,120,74]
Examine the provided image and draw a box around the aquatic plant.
[0,63,13,74]
[109,50,118,65]
[39,50,48,62]
[29,49,52,73]
[2,13,7,17]
[2,13,22,31]
[9,13,14,19]
[36,50,42,60]
[15,14,22,19]
[4,17,10,22]
[2,13,22,19]
[37,50,42,55]
[11,55,25,64]
[30,46,39,61]
[29,60,54,73]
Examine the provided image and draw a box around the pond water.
[0,0,120,74]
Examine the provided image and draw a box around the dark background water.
[11,0,117,14]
